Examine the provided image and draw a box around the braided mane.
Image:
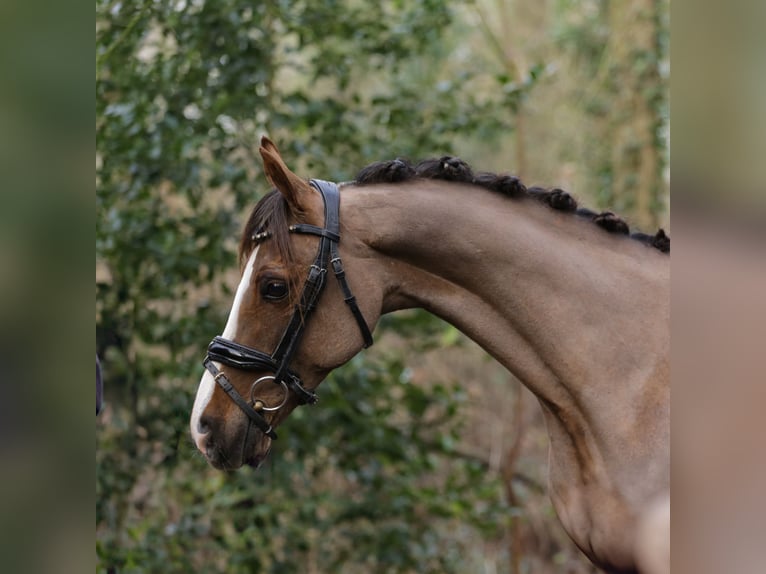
[355,156,669,254]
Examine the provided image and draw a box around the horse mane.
[240,155,669,275]
[240,189,289,265]
[355,156,670,254]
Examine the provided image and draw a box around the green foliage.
[551,0,669,227]
[97,352,505,573]
[97,0,512,571]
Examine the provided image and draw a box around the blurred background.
[96,1,669,572]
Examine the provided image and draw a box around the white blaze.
[190,248,259,450]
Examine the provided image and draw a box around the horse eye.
[261,280,288,301]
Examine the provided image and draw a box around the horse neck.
[343,180,670,567]
[343,180,670,408]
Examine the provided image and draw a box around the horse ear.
[259,136,314,215]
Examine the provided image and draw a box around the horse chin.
[244,441,272,469]
[239,423,273,469]
[205,447,244,471]
[244,450,270,469]
[204,428,272,471]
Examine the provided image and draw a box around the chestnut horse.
[191,138,669,573]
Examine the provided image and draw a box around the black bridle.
[202,180,373,439]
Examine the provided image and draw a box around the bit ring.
[249,376,289,412]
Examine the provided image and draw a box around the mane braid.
[356,158,415,183]
[354,156,669,254]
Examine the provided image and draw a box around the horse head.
[190,137,381,469]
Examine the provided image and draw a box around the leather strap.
[203,357,277,439]
[208,336,278,371]
[310,179,374,348]
[330,245,373,348]
[290,224,341,243]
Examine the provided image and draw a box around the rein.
[202,179,373,439]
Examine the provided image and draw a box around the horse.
[190,137,669,574]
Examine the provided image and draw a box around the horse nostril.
[197,415,212,436]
